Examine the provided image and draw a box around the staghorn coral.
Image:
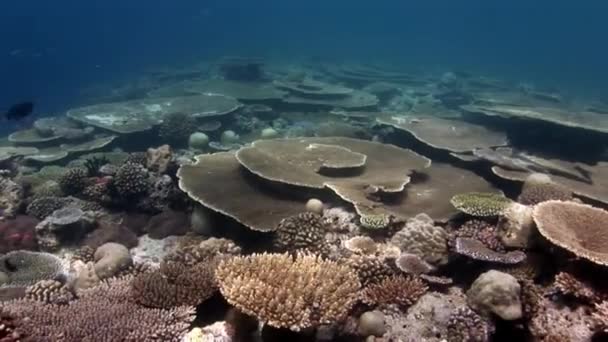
[0,308,24,342]
[361,275,428,311]
[346,254,395,287]
[553,272,602,303]
[517,173,573,205]
[450,220,504,252]
[467,270,522,320]
[453,237,526,264]
[215,252,360,331]
[25,279,75,304]
[450,192,513,217]
[447,307,493,342]
[273,212,329,255]
[0,250,65,287]
[58,168,89,195]
[131,261,216,309]
[533,200,608,266]
[112,162,150,199]
[390,213,449,266]
[2,276,195,341]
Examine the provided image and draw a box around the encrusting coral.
[361,275,429,311]
[450,192,513,217]
[390,213,449,266]
[215,252,360,331]
[0,250,65,287]
[467,270,522,320]
[131,261,217,309]
[2,276,195,341]
[273,212,329,255]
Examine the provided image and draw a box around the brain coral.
[215,252,360,331]
[390,213,449,266]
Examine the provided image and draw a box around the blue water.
[1,0,607,132]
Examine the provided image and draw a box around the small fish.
[4,101,34,120]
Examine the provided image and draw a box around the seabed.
[0,58,607,341]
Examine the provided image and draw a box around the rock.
[93,242,132,279]
[358,311,386,337]
[145,144,172,174]
[467,270,522,320]
[189,132,210,150]
[305,198,324,215]
[191,205,214,235]
[35,207,96,251]
[497,203,535,248]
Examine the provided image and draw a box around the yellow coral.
[215,252,360,331]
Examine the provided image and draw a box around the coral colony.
[0,60,607,341]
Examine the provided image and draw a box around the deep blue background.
[1,0,607,118]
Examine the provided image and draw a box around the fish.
[4,101,34,121]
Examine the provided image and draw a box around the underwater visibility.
[1,1,608,341]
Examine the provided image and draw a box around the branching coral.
[361,275,428,311]
[2,277,195,341]
[447,307,493,342]
[450,192,513,217]
[58,168,89,195]
[273,212,329,255]
[25,279,75,304]
[112,162,150,199]
[215,252,360,331]
[26,196,71,220]
[346,255,395,287]
[131,261,217,309]
[553,272,603,303]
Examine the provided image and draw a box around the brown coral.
[131,261,217,309]
[2,277,195,341]
[215,252,360,331]
[25,279,75,304]
[273,212,329,255]
[361,275,428,311]
[533,200,608,266]
[553,272,603,303]
[346,255,395,287]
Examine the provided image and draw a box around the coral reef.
[25,279,75,304]
[359,214,391,230]
[346,254,395,287]
[166,237,242,266]
[215,253,360,331]
[467,270,522,320]
[390,213,449,266]
[159,112,197,145]
[451,192,513,217]
[145,144,173,174]
[26,195,72,219]
[131,261,216,309]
